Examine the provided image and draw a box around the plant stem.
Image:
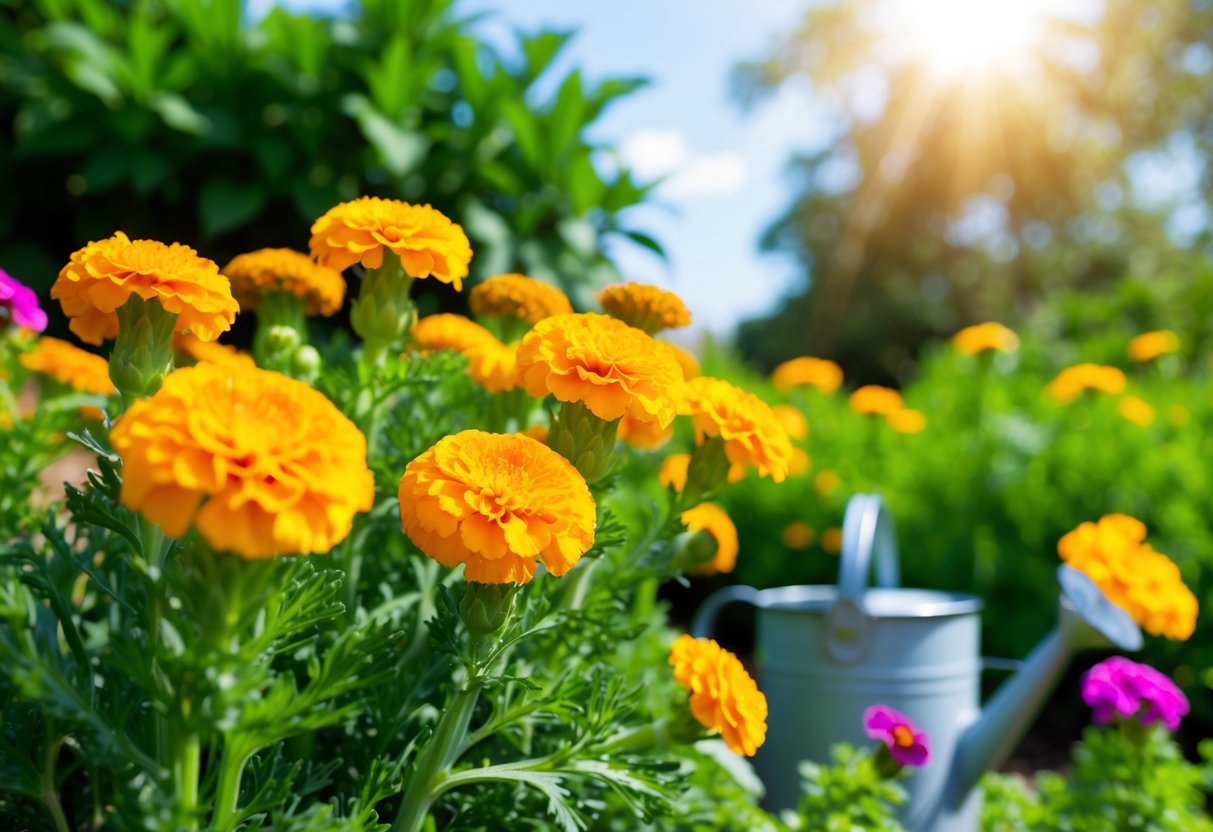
[40,728,70,832]
[392,682,482,832]
[173,730,202,830]
[211,746,249,832]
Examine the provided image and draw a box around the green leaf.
[501,100,542,169]
[342,94,429,178]
[620,229,667,260]
[197,177,266,238]
[566,150,603,215]
[520,29,575,85]
[547,70,586,158]
[148,92,211,135]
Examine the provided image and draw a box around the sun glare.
[890,0,1056,78]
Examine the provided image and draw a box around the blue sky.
[250,0,833,337]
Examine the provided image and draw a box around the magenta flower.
[864,704,930,767]
[0,268,47,332]
[1082,656,1189,731]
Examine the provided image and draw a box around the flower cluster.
[1,267,47,331]
[224,248,345,316]
[681,377,793,482]
[668,635,767,756]
[1058,514,1198,640]
[20,337,115,396]
[771,356,843,394]
[469,273,572,325]
[864,705,930,767]
[1046,363,1126,404]
[951,322,1019,355]
[598,282,691,334]
[412,314,517,393]
[1081,656,1189,731]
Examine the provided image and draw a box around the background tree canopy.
[734,0,1213,383]
[0,0,661,332]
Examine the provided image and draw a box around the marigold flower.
[20,337,115,395]
[886,408,927,434]
[864,705,930,767]
[599,282,691,334]
[814,470,841,495]
[1059,514,1198,640]
[789,447,811,476]
[516,313,684,427]
[681,377,793,483]
[52,232,238,345]
[224,248,345,316]
[662,341,701,380]
[398,430,596,584]
[782,522,814,550]
[174,332,255,369]
[772,404,808,440]
[1,267,47,332]
[771,356,843,394]
[849,385,903,416]
[412,314,518,393]
[618,412,674,450]
[1117,395,1155,427]
[951,322,1019,355]
[470,274,572,326]
[659,453,691,493]
[1046,364,1126,404]
[518,425,549,444]
[111,363,373,558]
[681,503,739,576]
[309,196,472,289]
[821,527,843,554]
[1082,656,1188,731]
[1127,330,1179,363]
[669,635,767,756]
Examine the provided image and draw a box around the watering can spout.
[947,566,1143,807]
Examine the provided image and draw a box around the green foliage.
[788,743,906,832]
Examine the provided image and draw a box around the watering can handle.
[837,493,900,601]
[689,585,762,639]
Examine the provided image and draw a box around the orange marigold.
[771,356,843,394]
[782,522,815,550]
[789,447,811,476]
[682,503,739,576]
[814,470,841,495]
[669,635,768,756]
[52,231,238,345]
[309,197,472,289]
[1127,330,1179,363]
[618,412,674,450]
[224,248,345,316]
[174,332,255,369]
[598,282,691,334]
[1059,514,1198,640]
[680,377,793,483]
[849,385,903,416]
[1047,364,1126,404]
[659,453,691,494]
[821,527,843,554]
[516,313,684,427]
[469,274,572,326]
[772,404,808,440]
[1118,395,1156,427]
[111,362,373,558]
[398,430,596,583]
[662,341,701,380]
[20,337,115,395]
[886,408,927,434]
[951,322,1019,355]
[411,314,518,393]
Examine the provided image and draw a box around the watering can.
[691,494,1143,832]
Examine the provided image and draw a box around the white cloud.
[620,129,749,198]
[665,152,749,197]
[620,129,689,179]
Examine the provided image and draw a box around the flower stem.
[172,729,202,830]
[211,747,249,832]
[39,728,70,832]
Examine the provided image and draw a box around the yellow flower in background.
[224,248,345,316]
[789,447,811,476]
[20,337,116,395]
[771,404,808,440]
[398,431,596,584]
[821,527,843,554]
[849,385,903,416]
[886,408,927,434]
[771,356,843,394]
[174,332,255,369]
[309,196,472,289]
[659,453,691,494]
[469,273,572,326]
[1127,330,1179,362]
[52,232,238,345]
[951,322,1019,355]
[1117,395,1156,427]
[111,362,373,558]
[682,503,739,576]
[618,412,674,450]
[518,425,549,444]
[782,522,815,550]
[1168,404,1190,426]
[599,282,692,334]
[411,314,518,393]
[1059,514,1198,641]
[516,313,684,427]
[662,341,701,380]
[669,635,767,757]
[1046,363,1126,404]
[814,470,841,496]
[681,376,794,483]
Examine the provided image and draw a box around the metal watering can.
[691,494,1143,832]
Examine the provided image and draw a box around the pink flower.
[1082,656,1189,731]
[864,704,931,767]
[0,268,47,332]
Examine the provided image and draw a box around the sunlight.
[889,0,1056,78]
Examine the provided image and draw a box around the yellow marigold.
[771,356,843,394]
[1118,395,1156,427]
[821,527,843,554]
[1047,364,1126,404]
[52,231,238,345]
[681,377,793,483]
[174,332,255,368]
[782,522,815,550]
[662,341,701,380]
[849,385,903,416]
[789,447,811,476]
[618,412,674,450]
[516,313,684,426]
[599,282,692,334]
[111,363,373,558]
[682,503,739,576]
[1059,514,1198,640]
[20,337,115,395]
[518,425,549,444]
[814,470,841,495]
[659,453,691,494]
[1127,330,1179,362]
[223,248,345,316]
[951,322,1019,355]
[772,404,808,440]
[469,273,572,326]
[411,314,518,393]
[669,635,768,757]
[309,196,472,289]
[398,430,596,584]
[886,408,927,434]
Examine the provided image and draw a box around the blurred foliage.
[787,744,906,832]
[733,0,1213,383]
[0,0,659,314]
